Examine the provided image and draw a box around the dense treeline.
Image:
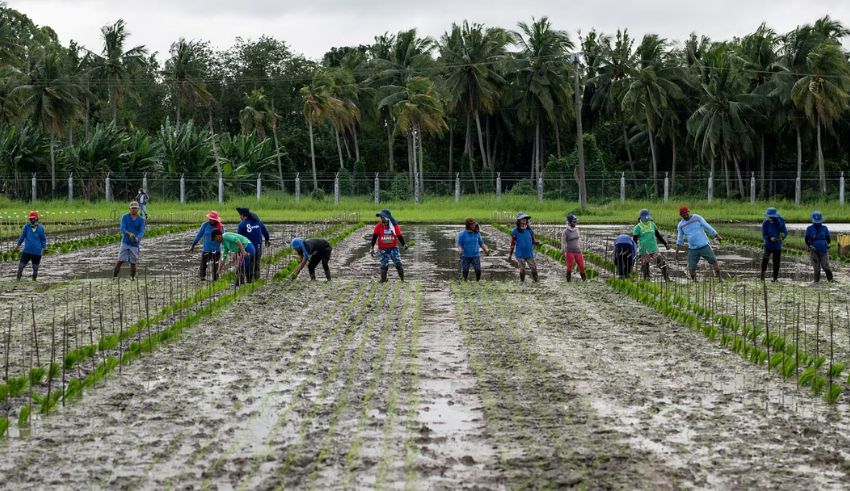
[0,5,849,201]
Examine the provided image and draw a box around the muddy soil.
[3,225,850,489]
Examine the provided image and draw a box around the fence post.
[795,176,801,206]
[179,174,186,204]
[663,172,669,203]
[620,172,625,203]
[68,174,73,201]
[750,172,756,204]
[496,172,502,200]
[105,174,112,202]
[414,172,420,204]
[334,172,340,205]
[374,173,380,204]
[536,174,543,203]
[840,171,845,206]
[256,173,262,201]
[707,172,713,203]
[294,173,301,203]
[31,173,37,202]
[218,173,224,203]
[142,172,148,194]
[455,173,460,202]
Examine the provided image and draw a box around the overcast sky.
[8,0,850,60]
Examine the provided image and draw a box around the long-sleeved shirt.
[613,234,637,260]
[676,214,717,250]
[805,224,831,253]
[221,232,252,260]
[762,218,787,250]
[237,217,270,248]
[192,222,223,253]
[17,223,47,256]
[561,226,581,253]
[632,221,668,255]
[120,213,145,246]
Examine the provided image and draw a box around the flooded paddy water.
[2,223,850,488]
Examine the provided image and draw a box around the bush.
[389,172,410,201]
[310,188,326,201]
[338,167,355,196]
[508,178,535,195]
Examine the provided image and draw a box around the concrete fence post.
[496,172,502,200]
[537,174,543,203]
[750,172,756,204]
[374,173,380,204]
[31,174,37,202]
[105,174,112,202]
[663,172,669,203]
[455,173,461,202]
[707,172,713,203]
[142,172,148,194]
[840,172,845,206]
[334,172,340,205]
[294,173,301,203]
[413,172,420,204]
[68,174,73,201]
[620,172,625,203]
[179,174,186,203]
[218,173,224,203]
[256,173,262,201]
[795,176,801,206]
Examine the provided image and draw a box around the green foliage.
[0,416,8,437]
[389,172,410,201]
[17,405,30,427]
[310,188,326,201]
[826,384,842,404]
[508,179,535,196]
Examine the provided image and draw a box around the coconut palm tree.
[92,19,148,125]
[313,67,361,169]
[300,78,342,190]
[163,38,213,131]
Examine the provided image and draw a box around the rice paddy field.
[2,203,850,489]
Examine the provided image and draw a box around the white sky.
[8,0,850,60]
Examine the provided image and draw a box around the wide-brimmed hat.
[206,210,221,222]
[28,211,39,220]
[639,209,652,222]
[811,210,825,224]
[764,207,780,219]
[516,212,531,222]
[129,201,140,209]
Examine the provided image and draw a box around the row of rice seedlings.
[274,282,386,489]
[402,284,424,488]
[309,282,410,486]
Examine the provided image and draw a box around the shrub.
[508,178,535,195]
[310,188,326,201]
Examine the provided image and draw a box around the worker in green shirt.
[632,208,671,281]
[211,229,256,285]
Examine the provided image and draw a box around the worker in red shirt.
[369,209,407,282]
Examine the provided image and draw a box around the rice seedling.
[0,416,8,437]
[17,405,30,427]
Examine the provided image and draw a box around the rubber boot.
[16,262,24,281]
[113,263,122,278]
[380,267,389,283]
[31,262,39,281]
[826,269,834,282]
[662,267,670,282]
[475,269,481,282]
[323,265,332,281]
[641,262,650,280]
[580,272,587,281]
[130,264,136,280]
[531,270,539,282]
[462,270,469,281]
[566,270,572,282]
[396,264,404,282]
[759,270,766,281]
[520,270,525,282]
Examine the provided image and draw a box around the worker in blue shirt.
[805,210,833,282]
[190,210,224,280]
[760,207,787,282]
[612,233,636,279]
[676,205,723,281]
[13,211,48,281]
[508,212,541,282]
[113,201,145,279]
[236,207,270,283]
[456,218,490,282]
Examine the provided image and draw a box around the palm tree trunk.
[817,115,826,193]
[733,155,744,198]
[386,121,394,172]
[474,109,488,170]
[342,128,352,160]
[554,119,562,159]
[646,125,658,196]
[467,129,478,194]
[485,117,493,167]
[670,132,677,197]
[795,123,802,185]
[448,121,454,176]
[272,124,284,191]
[407,133,414,186]
[351,123,360,163]
[760,135,765,197]
[722,153,730,198]
[334,127,345,169]
[307,120,318,190]
[49,134,56,195]
[534,113,541,179]
[622,120,637,186]
[176,97,181,131]
[111,86,118,125]
[463,113,471,157]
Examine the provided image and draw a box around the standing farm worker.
[760,207,787,282]
[211,229,255,285]
[135,189,149,219]
[632,208,671,281]
[613,233,637,279]
[13,211,47,281]
[290,237,333,281]
[805,210,833,282]
[456,218,490,282]
[676,205,722,281]
[236,207,270,282]
[508,212,541,282]
[190,210,224,281]
[370,209,407,282]
[560,214,586,282]
[113,201,145,279]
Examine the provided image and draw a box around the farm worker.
[760,207,787,282]
[290,237,333,281]
[13,211,47,281]
[508,212,541,282]
[560,214,586,282]
[113,201,145,280]
[456,218,490,282]
[805,210,833,282]
[370,209,407,282]
[236,207,270,283]
[613,233,637,279]
[190,210,224,281]
[211,229,255,285]
[676,205,722,281]
[632,208,671,281]
[135,189,149,219]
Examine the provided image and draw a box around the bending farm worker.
[805,210,833,283]
[561,214,587,282]
[290,237,333,281]
[113,201,145,279]
[456,218,489,282]
[676,205,722,281]
[13,211,47,281]
[760,207,787,282]
[508,212,541,282]
[613,233,637,279]
[237,207,270,283]
[632,208,671,281]
[190,210,224,281]
[212,229,255,285]
[370,209,406,282]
